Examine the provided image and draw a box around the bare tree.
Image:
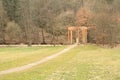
[17,0,34,46]
[0,0,7,44]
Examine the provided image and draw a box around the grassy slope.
[0,46,66,71]
[0,45,120,80]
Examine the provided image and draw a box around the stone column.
[68,30,70,42]
[70,30,73,44]
[82,27,88,44]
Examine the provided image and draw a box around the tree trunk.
[41,28,46,44]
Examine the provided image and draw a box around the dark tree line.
[0,0,120,46]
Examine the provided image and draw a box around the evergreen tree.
[2,0,19,21]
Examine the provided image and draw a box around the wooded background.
[0,0,120,46]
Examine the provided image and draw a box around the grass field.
[0,46,66,71]
[0,45,120,80]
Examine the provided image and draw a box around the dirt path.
[0,44,77,75]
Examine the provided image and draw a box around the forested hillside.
[0,0,120,46]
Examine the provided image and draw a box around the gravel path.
[0,44,77,75]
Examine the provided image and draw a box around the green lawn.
[0,45,120,80]
[0,46,66,71]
